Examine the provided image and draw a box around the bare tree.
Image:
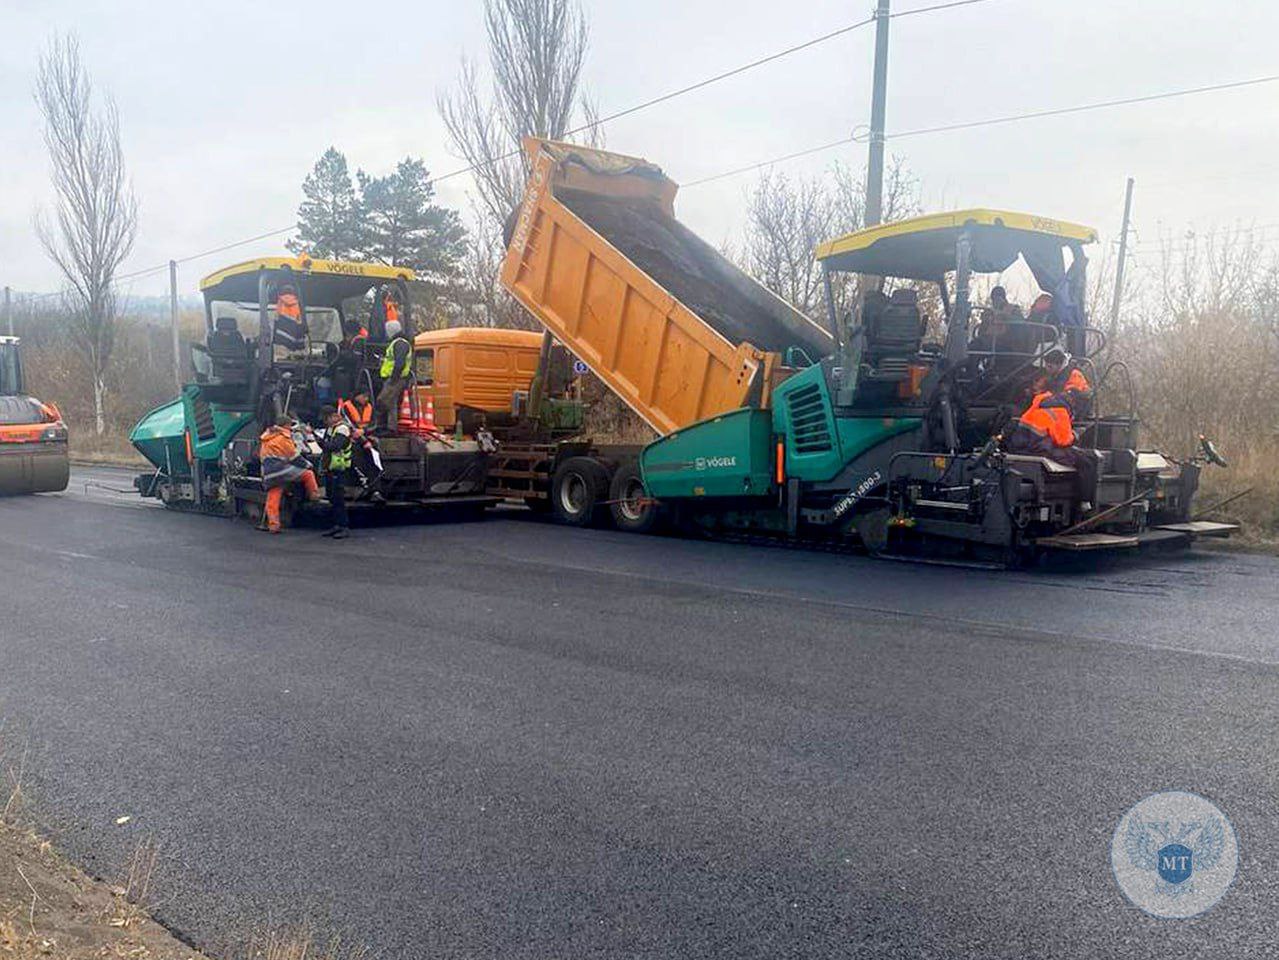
[34,35,137,435]
[743,156,919,328]
[451,199,536,330]
[1118,227,1277,449]
[439,0,595,229]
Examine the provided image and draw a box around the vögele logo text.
[694,456,737,470]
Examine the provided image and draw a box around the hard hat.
[385,320,402,338]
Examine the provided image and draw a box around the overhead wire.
[683,73,1279,187]
[876,74,1279,141]
[52,0,992,288]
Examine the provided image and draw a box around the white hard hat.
[385,320,402,338]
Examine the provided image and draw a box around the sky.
[3,0,1278,302]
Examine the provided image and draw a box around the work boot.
[321,526,342,537]
[330,526,350,540]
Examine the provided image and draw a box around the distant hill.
[11,291,204,324]
[119,293,204,322]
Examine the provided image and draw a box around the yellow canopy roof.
[198,255,416,309]
[200,255,414,291]
[815,209,1098,280]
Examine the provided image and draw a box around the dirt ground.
[0,821,205,960]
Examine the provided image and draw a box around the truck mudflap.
[0,440,70,495]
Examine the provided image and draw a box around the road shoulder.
[0,819,205,959]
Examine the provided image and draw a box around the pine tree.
[357,158,468,280]
[290,147,360,259]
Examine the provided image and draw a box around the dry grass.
[1194,440,1279,544]
[235,924,368,960]
[1,746,26,826]
[122,836,160,907]
[66,423,149,467]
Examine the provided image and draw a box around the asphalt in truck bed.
[0,466,1276,958]
[559,190,810,355]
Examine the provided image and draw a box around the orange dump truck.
[479,138,834,527]
[500,138,832,436]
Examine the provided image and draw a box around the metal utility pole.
[169,260,181,389]
[864,0,892,228]
[1109,177,1135,340]
[839,0,893,408]
[3,286,11,336]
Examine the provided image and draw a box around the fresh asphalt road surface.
[1,466,1276,958]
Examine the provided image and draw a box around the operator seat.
[206,316,250,384]
[208,316,246,356]
[863,288,924,380]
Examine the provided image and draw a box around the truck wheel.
[609,463,660,534]
[551,457,609,527]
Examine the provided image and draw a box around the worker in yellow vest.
[376,320,412,430]
[319,406,353,539]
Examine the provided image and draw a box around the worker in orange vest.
[1005,390,1098,504]
[258,415,320,533]
[273,284,306,351]
[339,391,374,431]
[383,290,400,329]
[338,389,384,500]
[1033,348,1092,416]
[1008,391,1075,454]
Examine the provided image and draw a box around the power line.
[876,74,1279,141]
[557,0,994,141]
[114,224,299,283]
[683,73,1279,188]
[683,136,856,187]
[426,0,997,183]
[28,0,990,291]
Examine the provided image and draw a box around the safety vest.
[1036,366,1091,398]
[385,299,400,325]
[338,398,373,428]
[274,293,306,349]
[258,425,296,461]
[1017,391,1075,448]
[380,337,412,379]
[328,423,353,471]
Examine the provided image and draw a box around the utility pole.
[839,0,892,408]
[1109,177,1135,341]
[169,260,181,389]
[864,0,892,228]
[3,286,11,337]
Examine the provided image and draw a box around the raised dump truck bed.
[500,138,832,435]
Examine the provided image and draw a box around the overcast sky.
[3,0,1277,300]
